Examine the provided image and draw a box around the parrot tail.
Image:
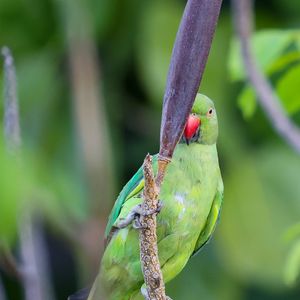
[68,287,91,300]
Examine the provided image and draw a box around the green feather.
[104,155,158,238]
[192,178,223,256]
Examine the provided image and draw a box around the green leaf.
[284,239,300,286]
[268,51,300,75]
[229,30,297,81]
[277,64,300,115]
[237,85,257,119]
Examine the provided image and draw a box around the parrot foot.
[132,217,147,229]
[115,201,163,229]
[141,285,172,300]
[134,200,163,229]
[141,286,149,299]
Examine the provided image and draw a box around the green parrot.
[70,93,223,300]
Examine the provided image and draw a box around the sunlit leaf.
[277,64,300,115]
[284,239,300,286]
[237,85,257,119]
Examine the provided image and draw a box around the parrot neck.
[173,141,217,166]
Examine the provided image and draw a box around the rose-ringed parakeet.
[70,93,223,300]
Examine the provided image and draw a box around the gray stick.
[1,47,54,300]
[232,0,300,154]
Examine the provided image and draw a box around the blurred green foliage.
[0,0,300,299]
[0,134,86,244]
[229,29,300,117]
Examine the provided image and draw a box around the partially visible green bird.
[70,94,223,300]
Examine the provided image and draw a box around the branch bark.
[139,155,166,300]
[232,0,300,154]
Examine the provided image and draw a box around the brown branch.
[232,0,300,154]
[139,154,167,300]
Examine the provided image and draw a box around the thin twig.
[232,0,300,154]
[139,154,166,300]
[1,47,54,300]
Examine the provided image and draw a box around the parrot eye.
[207,108,213,117]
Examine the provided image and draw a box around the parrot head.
[183,93,218,145]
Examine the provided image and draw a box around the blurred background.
[0,0,300,299]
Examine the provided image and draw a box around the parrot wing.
[104,154,158,239]
[192,177,223,257]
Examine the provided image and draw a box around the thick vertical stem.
[160,0,223,159]
[140,155,166,300]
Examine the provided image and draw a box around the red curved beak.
[184,115,201,143]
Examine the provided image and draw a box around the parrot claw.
[115,201,163,230]
[156,200,163,212]
[133,218,147,229]
[141,286,149,299]
[141,285,172,300]
[141,200,163,216]
[115,204,141,229]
